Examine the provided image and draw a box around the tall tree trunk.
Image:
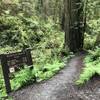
[42,0,49,20]
[61,0,65,31]
[64,0,85,52]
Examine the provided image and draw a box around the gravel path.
[11,54,100,100]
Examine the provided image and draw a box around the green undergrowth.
[84,19,100,49]
[0,47,72,98]
[77,17,100,85]
[76,47,100,85]
[0,59,65,98]
[0,15,70,99]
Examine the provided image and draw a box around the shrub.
[0,15,65,98]
[84,19,100,49]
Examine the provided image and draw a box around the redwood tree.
[64,0,85,52]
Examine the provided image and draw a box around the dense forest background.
[0,0,99,49]
[0,0,100,98]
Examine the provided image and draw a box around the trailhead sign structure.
[0,49,33,94]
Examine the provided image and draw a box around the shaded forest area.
[0,0,100,99]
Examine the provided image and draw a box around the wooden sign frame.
[1,49,33,94]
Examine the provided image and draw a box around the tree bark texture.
[64,0,85,52]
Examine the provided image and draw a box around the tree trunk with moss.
[64,0,85,52]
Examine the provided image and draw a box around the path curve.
[11,54,100,100]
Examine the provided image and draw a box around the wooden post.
[25,49,33,66]
[1,54,11,94]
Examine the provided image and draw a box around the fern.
[76,47,100,85]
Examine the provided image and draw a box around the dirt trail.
[11,54,100,100]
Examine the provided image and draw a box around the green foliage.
[0,14,65,99]
[86,0,100,20]
[0,60,64,98]
[76,47,100,85]
[87,19,100,34]
[81,0,100,85]
[0,15,22,46]
[0,15,63,48]
[84,32,97,49]
[33,60,64,82]
[84,19,100,49]
[84,0,100,49]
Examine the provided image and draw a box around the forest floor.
[10,53,100,100]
